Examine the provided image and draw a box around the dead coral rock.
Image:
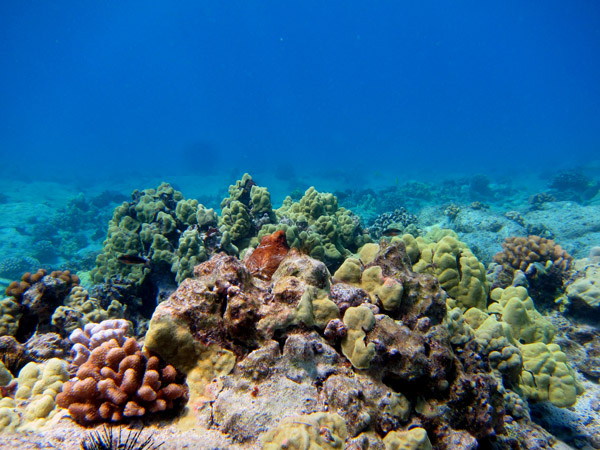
[193,252,254,290]
[56,327,187,424]
[323,374,410,437]
[244,230,289,280]
[368,241,447,325]
[24,332,70,361]
[330,284,371,314]
[0,336,32,377]
[212,332,341,442]
[271,249,331,290]
[369,317,455,395]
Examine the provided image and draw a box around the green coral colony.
[0,174,593,449]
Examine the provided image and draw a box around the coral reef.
[56,319,188,424]
[143,240,555,448]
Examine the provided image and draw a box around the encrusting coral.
[56,319,188,424]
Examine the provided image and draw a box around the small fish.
[117,254,150,266]
[382,227,402,237]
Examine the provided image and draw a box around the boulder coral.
[448,285,583,409]
[56,319,188,424]
[400,232,489,311]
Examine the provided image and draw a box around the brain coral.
[56,319,188,424]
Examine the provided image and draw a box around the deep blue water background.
[1,1,599,188]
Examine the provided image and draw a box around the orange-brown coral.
[493,235,572,273]
[56,336,188,424]
[244,230,290,280]
[5,269,80,303]
[4,269,47,301]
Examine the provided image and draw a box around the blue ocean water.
[1,2,599,186]
[0,2,599,266]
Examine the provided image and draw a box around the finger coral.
[494,235,572,273]
[56,319,188,424]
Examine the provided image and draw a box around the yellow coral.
[383,427,433,450]
[261,412,348,450]
[341,305,376,369]
[489,287,555,344]
[519,342,583,407]
[410,235,488,310]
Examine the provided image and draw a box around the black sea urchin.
[81,426,164,450]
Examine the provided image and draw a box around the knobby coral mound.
[494,236,572,273]
[492,235,573,306]
[91,182,219,305]
[56,319,188,424]
[2,269,82,341]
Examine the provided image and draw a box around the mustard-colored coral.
[13,358,70,426]
[341,305,376,369]
[261,412,348,450]
[488,286,556,344]
[383,427,433,450]
[408,233,488,310]
[519,342,583,407]
[333,253,404,311]
[144,313,235,402]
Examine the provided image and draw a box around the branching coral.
[56,319,188,424]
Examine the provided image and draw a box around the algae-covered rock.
[383,427,433,450]
[260,412,348,450]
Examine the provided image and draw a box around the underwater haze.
[4,3,600,448]
[1,1,599,188]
